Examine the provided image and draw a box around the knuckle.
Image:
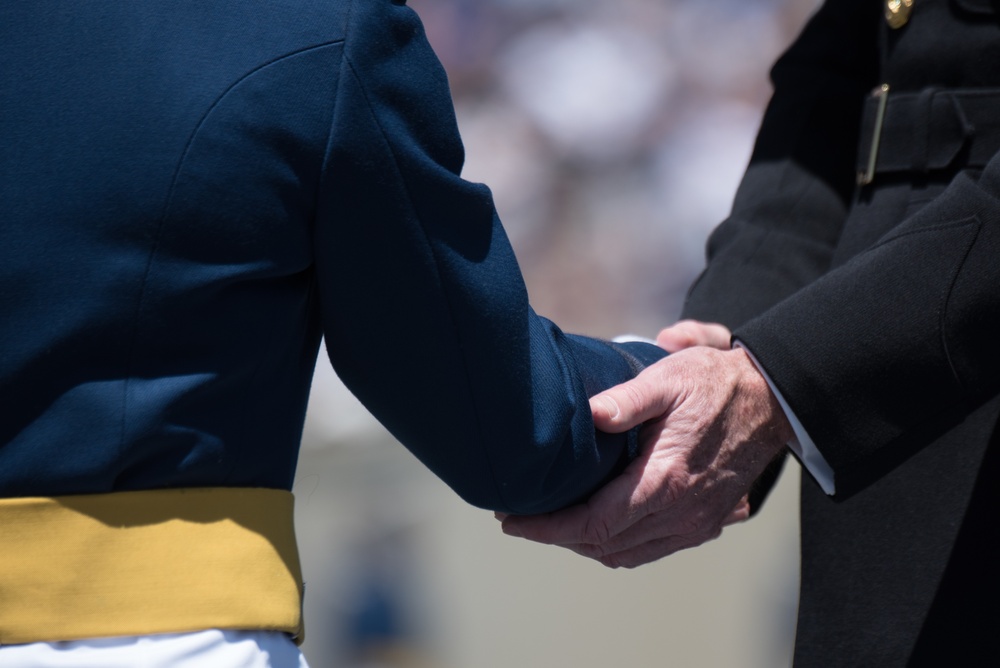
[708,323,731,343]
[658,323,698,350]
[618,557,640,570]
[677,519,701,536]
[576,543,606,560]
[656,324,678,339]
[656,476,684,507]
[580,513,614,546]
[617,381,648,415]
[599,554,623,569]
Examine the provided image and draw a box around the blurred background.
[295,0,821,665]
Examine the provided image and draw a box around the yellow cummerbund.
[0,487,304,646]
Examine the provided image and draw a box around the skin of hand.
[499,341,793,569]
[655,319,733,352]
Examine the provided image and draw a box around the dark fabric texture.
[682,0,999,664]
[0,0,665,514]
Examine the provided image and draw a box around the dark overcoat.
[684,0,1000,664]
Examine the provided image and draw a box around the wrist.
[730,348,795,450]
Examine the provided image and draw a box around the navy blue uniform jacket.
[0,0,663,514]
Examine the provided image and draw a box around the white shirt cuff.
[611,334,657,345]
[734,341,836,495]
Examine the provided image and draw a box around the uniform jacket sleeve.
[311,0,664,514]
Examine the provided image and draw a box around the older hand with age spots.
[499,339,792,569]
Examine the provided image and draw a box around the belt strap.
[0,488,304,646]
[856,85,1000,184]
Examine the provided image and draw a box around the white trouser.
[0,630,310,668]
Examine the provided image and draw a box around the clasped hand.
[499,321,792,568]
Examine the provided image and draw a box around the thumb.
[589,361,674,433]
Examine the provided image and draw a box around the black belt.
[856,85,1000,185]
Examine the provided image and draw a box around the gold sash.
[0,487,303,645]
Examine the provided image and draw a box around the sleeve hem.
[735,340,836,495]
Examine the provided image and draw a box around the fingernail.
[494,512,508,522]
[596,396,621,421]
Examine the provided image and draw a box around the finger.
[656,320,732,352]
[501,491,632,547]
[722,496,750,527]
[500,503,593,545]
[595,528,724,569]
[562,497,725,559]
[589,360,676,433]
[501,457,654,546]
[560,474,749,557]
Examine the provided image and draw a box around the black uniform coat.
[682,0,1000,664]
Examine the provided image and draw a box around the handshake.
[497,320,793,568]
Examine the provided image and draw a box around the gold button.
[885,0,913,29]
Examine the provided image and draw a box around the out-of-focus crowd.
[414,0,820,336]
